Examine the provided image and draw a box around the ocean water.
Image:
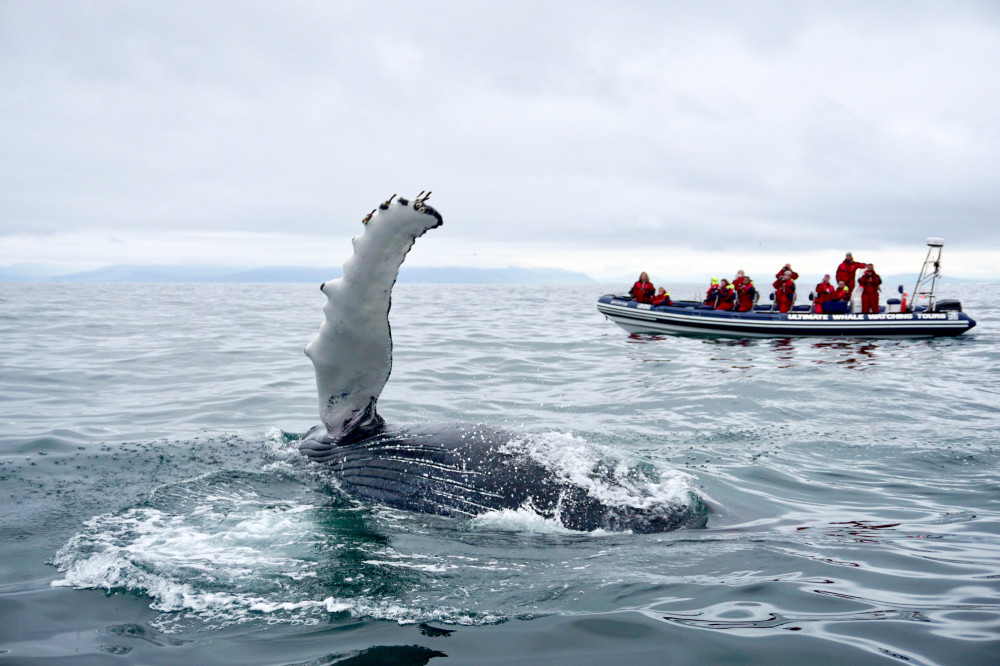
[1,280,998,665]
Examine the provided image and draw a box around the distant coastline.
[1,263,993,285]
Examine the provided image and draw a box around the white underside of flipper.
[304,195,442,442]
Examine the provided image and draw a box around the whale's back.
[301,424,708,533]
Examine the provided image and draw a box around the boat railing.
[912,237,944,311]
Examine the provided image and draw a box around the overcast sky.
[2,1,998,280]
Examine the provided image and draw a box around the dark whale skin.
[300,423,708,534]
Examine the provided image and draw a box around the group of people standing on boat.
[629,252,885,314]
[820,252,883,314]
[831,252,884,314]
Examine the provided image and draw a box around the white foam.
[317,597,506,626]
[501,431,695,510]
[363,560,454,573]
[50,489,511,629]
[249,599,326,613]
[469,505,583,534]
[259,426,309,472]
[51,497,321,618]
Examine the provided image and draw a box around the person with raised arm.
[776,263,799,280]
[859,264,883,314]
[836,252,867,294]
[733,269,748,290]
[773,270,796,313]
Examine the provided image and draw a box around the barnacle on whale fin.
[364,192,437,225]
[415,191,432,212]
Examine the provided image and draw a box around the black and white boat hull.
[597,295,976,338]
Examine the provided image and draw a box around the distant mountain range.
[2,264,992,286]
[0,263,597,285]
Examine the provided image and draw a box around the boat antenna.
[912,237,944,312]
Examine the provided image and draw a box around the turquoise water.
[1,281,998,664]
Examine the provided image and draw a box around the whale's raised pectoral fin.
[303,195,442,444]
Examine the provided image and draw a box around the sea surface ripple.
[1,281,998,664]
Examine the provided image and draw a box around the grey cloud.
[1,1,998,260]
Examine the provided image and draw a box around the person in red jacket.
[813,274,835,313]
[836,252,867,294]
[776,264,799,280]
[773,270,796,313]
[736,278,757,312]
[630,272,655,303]
[651,287,672,306]
[715,279,736,310]
[858,263,882,314]
[733,269,748,290]
[704,278,721,306]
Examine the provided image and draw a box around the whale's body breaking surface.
[299,195,707,532]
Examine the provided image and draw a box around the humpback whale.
[298,194,707,533]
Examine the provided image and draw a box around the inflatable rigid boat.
[598,239,976,338]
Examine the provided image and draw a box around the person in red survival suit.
[773,270,796,313]
[813,274,835,313]
[834,280,851,302]
[704,277,721,306]
[651,287,673,306]
[775,264,799,281]
[736,278,757,312]
[858,264,882,314]
[715,279,736,310]
[733,269,748,290]
[630,272,655,303]
[836,252,867,294]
